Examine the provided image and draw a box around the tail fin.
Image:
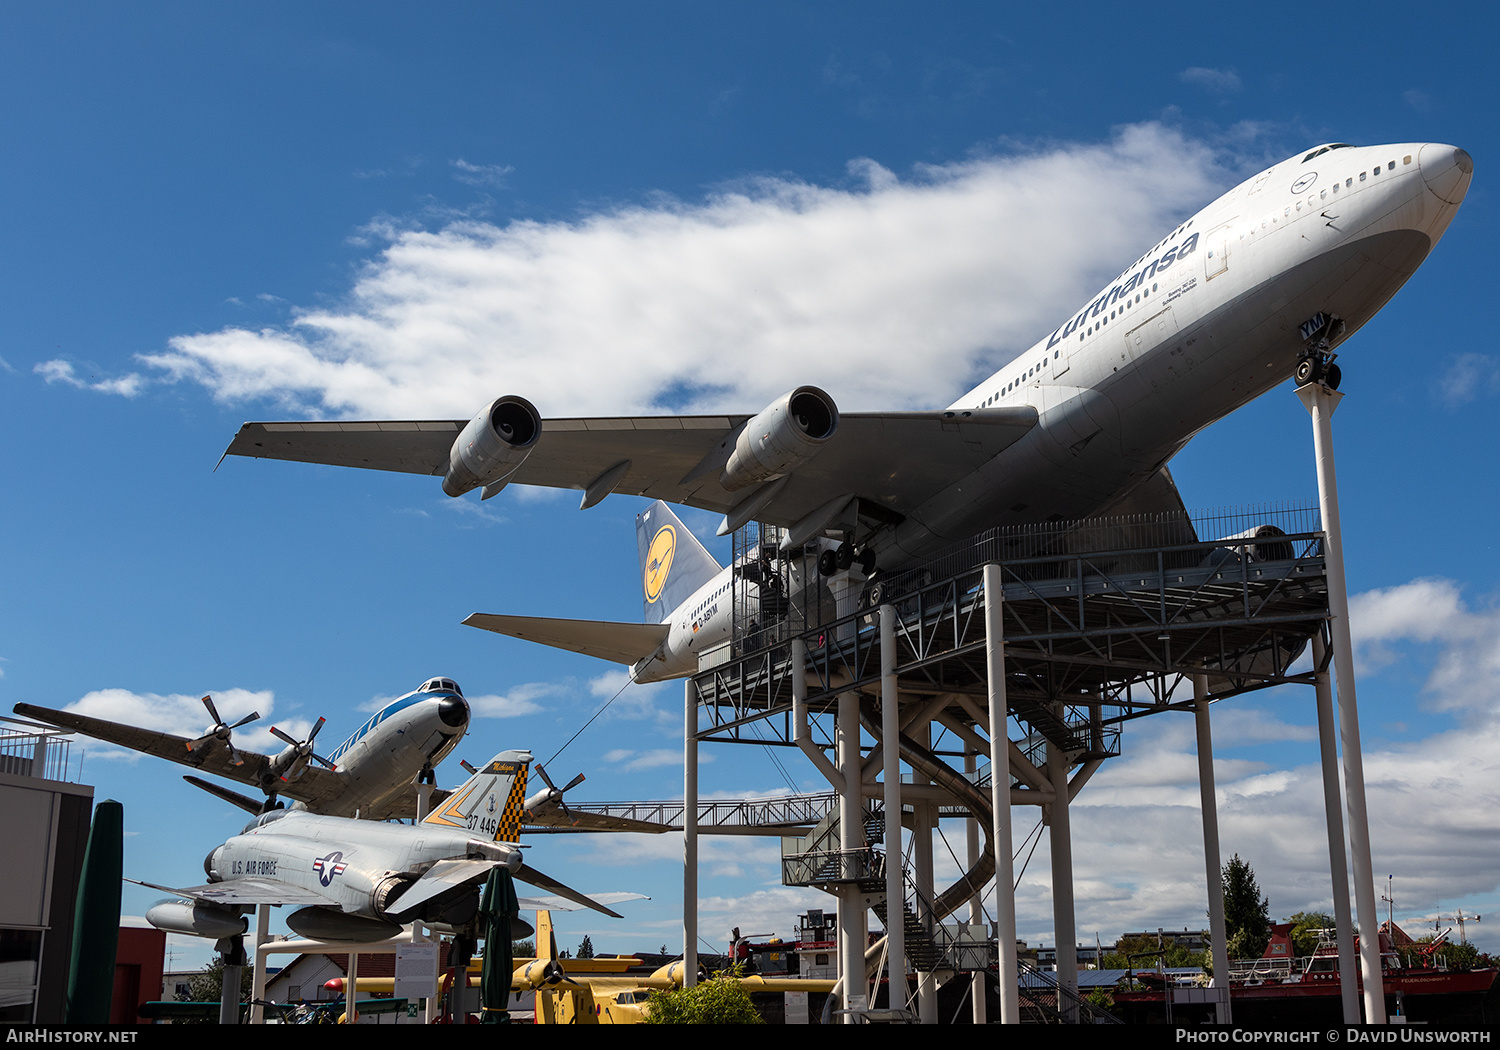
[421,749,531,842]
[537,910,558,962]
[636,500,722,625]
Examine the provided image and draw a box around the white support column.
[966,748,987,1025]
[1193,675,1232,1024]
[1298,382,1387,1024]
[414,783,439,1023]
[838,685,867,1021]
[983,564,1019,1024]
[828,569,867,1021]
[684,677,699,988]
[346,952,359,1024]
[250,905,271,1024]
[880,605,907,1014]
[1048,732,1078,1023]
[913,731,937,1024]
[1313,633,1360,1023]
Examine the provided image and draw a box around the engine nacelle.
[720,386,839,493]
[145,899,248,940]
[443,396,542,497]
[520,959,566,988]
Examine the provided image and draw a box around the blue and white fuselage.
[881,141,1471,558]
[309,676,471,818]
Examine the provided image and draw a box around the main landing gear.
[817,541,876,577]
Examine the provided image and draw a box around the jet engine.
[720,386,839,493]
[443,395,542,497]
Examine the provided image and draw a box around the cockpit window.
[1302,143,1354,163]
[243,808,289,834]
[419,677,463,696]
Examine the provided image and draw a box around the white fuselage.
[882,141,1469,561]
[309,685,469,817]
[636,567,741,681]
[209,809,499,918]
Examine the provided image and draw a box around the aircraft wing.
[462,614,669,666]
[13,703,347,811]
[129,876,339,908]
[524,809,673,834]
[225,408,1038,526]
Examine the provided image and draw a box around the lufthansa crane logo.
[1291,171,1318,194]
[644,524,676,604]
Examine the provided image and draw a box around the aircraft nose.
[1419,143,1473,205]
[438,694,469,729]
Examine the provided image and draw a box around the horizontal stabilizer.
[463,614,668,667]
[522,891,650,911]
[183,775,264,816]
[517,862,624,918]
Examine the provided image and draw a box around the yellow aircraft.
[329,910,835,1023]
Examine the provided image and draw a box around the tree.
[1102,934,1204,970]
[1286,911,1337,957]
[174,959,255,1024]
[1222,854,1272,960]
[644,970,764,1025]
[577,935,595,959]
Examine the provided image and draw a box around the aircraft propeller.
[266,717,336,782]
[185,695,261,766]
[527,764,587,824]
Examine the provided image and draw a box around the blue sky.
[2,3,1497,970]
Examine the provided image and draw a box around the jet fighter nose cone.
[1419,143,1473,205]
[439,694,469,729]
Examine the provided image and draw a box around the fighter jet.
[139,749,632,954]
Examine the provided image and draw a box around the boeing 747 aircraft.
[223,142,1471,569]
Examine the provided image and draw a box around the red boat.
[1113,922,1496,1025]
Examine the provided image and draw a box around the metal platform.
[693,504,1328,757]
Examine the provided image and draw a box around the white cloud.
[61,687,306,760]
[1180,67,1243,93]
[1436,352,1500,404]
[451,159,514,188]
[1350,577,1500,715]
[605,748,697,772]
[35,359,144,397]
[467,681,561,719]
[138,123,1227,419]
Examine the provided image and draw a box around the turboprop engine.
[720,386,839,493]
[443,395,542,497]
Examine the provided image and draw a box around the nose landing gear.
[1295,312,1346,390]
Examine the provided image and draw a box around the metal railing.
[0,725,74,782]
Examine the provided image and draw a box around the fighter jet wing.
[13,703,346,811]
[225,408,1038,527]
[128,876,339,908]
